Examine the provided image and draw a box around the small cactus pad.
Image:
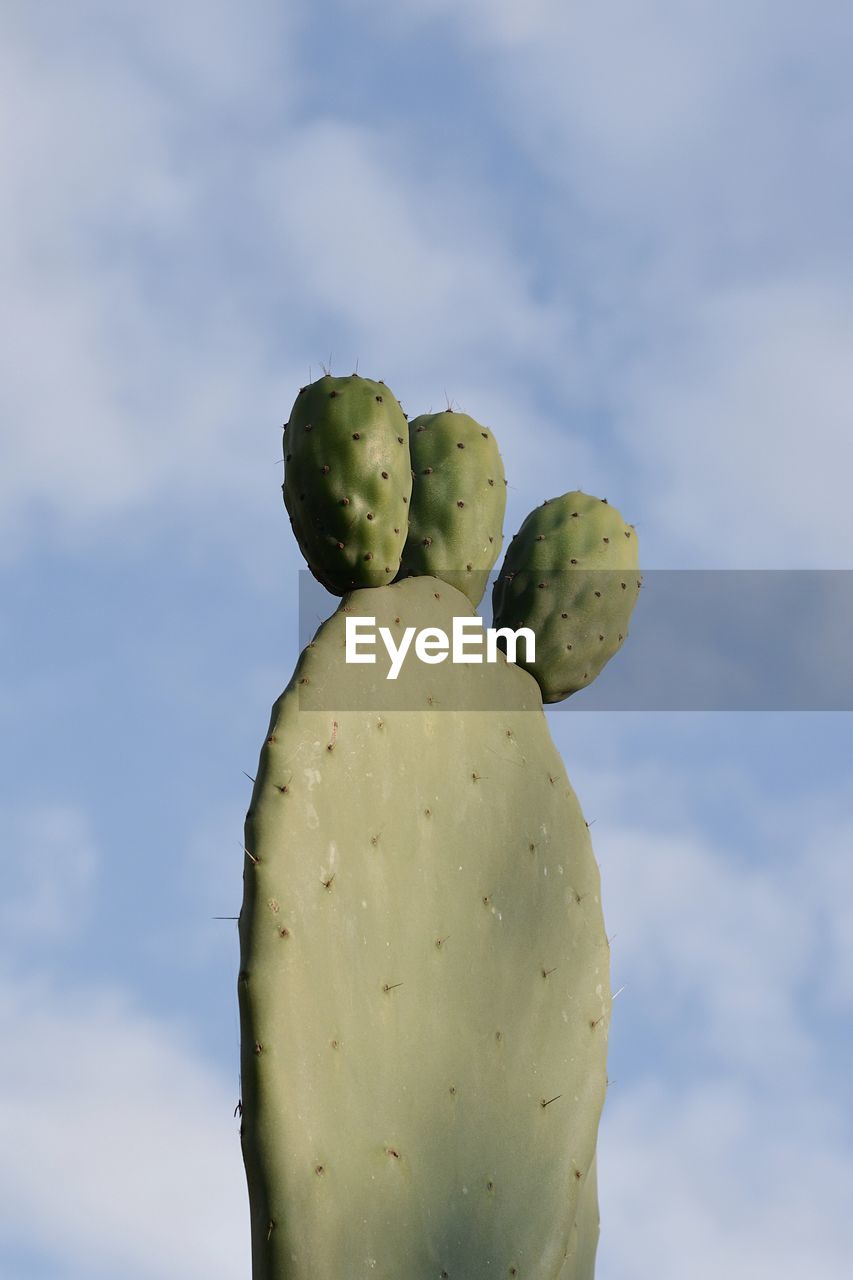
[239,577,610,1279]
[283,374,412,594]
[397,410,506,607]
[491,492,640,703]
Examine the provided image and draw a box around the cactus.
[397,410,507,606]
[492,491,640,703]
[239,576,610,1279]
[283,374,412,594]
[240,382,638,1278]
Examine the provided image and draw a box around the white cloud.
[801,816,853,1010]
[376,0,554,45]
[0,5,579,557]
[600,1077,853,1280]
[0,977,246,1280]
[615,279,853,566]
[3,0,852,570]
[0,3,284,549]
[354,1,853,566]
[377,0,853,234]
[0,805,97,949]
[265,118,570,381]
[599,820,820,1077]
[0,794,246,1277]
[555,754,853,1276]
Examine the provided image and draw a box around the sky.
[1,1,852,1276]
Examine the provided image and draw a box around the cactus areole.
[238,373,638,1279]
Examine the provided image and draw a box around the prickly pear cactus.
[238,576,610,1280]
[397,410,507,606]
[492,491,640,703]
[283,374,412,594]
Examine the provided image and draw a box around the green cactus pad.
[239,576,610,1279]
[491,492,640,703]
[283,374,412,594]
[397,410,506,606]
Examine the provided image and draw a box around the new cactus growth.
[240,378,637,1278]
[397,410,507,606]
[492,492,640,703]
[283,374,412,594]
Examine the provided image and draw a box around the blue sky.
[2,2,852,1276]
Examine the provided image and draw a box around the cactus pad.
[283,374,412,594]
[239,576,610,1279]
[397,410,506,606]
[492,492,640,703]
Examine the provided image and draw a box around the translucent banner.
[296,571,853,711]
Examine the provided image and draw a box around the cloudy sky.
[2,2,852,1276]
